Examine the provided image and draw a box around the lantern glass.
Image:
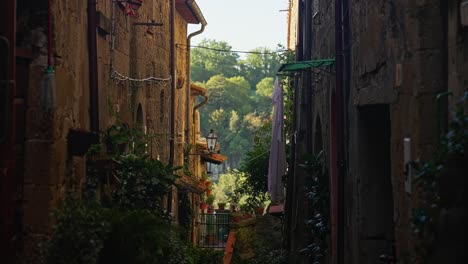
[206,129,217,153]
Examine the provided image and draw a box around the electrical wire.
[180,44,289,55]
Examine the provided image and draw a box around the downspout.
[87,0,99,132]
[342,0,351,260]
[286,0,304,259]
[169,0,176,167]
[332,0,344,263]
[167,0,176,216]
[304,0,313,151]
[193,93,208,122]
[186,0,206,165]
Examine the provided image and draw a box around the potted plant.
[206,194,215,214]
[200,201,207,213]
[217,201,226,211]
[239,204,253,219]
[246,192,269,216]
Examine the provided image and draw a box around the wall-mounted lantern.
[206,129,217,153]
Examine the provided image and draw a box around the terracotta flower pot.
[254,207,264,216]
[200,202,207,211]
[207,205,215,214]
[218,203,226,211]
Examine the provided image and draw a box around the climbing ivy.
[411,91,468,261]
[299,151,330,263]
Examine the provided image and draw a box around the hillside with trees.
[191,39,292,170]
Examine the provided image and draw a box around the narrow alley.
[1,1,467,264]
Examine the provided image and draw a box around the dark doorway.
[357,104,395,263]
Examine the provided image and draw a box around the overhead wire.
[178,44,289,55]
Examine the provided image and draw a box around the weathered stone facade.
[1,0,209,262]
[287,0,467,263]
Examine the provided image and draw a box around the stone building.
[284,0,467,263]
[0,0,219,262]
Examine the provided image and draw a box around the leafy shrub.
[112,154,180,213]
[99,209,172,264]
[47,196,110,264]
[195,248,224,264]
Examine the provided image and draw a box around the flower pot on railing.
[254,207,264,216]
[200,202,207,213]
[218,202,226,211]
[207,205,215,214]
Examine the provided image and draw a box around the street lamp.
[206,129,217,153]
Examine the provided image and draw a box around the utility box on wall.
[462,1,468,26]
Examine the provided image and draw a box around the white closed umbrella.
[268,77,287,204]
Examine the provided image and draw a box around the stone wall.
[19,0,194,260]
[303,0,450,263]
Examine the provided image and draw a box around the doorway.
[357,104,395,263]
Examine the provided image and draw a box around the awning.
[278,58,335,72]
[176,174,206,194]
[267,203,284,217]
[201,153,227,165]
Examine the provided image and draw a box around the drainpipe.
[332,0,344,263]
[169,0,176,167]
[167,0,176,216]
[185,0,206,165]
[286,0,304,260]
[87,0,99,132]
[342,0,350,262]
[193,93,208,122]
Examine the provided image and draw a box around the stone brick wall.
[297,0,452,263]
[19,0,196,260]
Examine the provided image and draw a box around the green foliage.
[410,92,468,261]
[191,39,239,82]
[206,194,216,205]
[299,151,329,263]
[238,47,282,89]
[192,248,224,264]
[47,196,110,264]
[48,121,189,263]
[192,40,295,170]
[112,154,180,212]
[99,209,173,264]
[237,122,272,209]
[101,122,147,156]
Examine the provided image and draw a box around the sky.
[189,0,289,52]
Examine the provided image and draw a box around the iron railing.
[198,213,230,248]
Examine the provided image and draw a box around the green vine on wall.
[47,122,190,264]
[299,151,330,263]
[411,91,468,260]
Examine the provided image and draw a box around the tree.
[190,39,239,82]
[256,77,275,98]
[238,47,282,89]
[254,77,275,115]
